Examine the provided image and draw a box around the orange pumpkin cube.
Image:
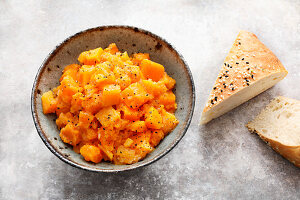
[159,72,176,89]
[127,121,147,133]
[161,109,179,134]
[104,43,119,54]
[78,65,96,86]
[95,106,121,128]
[120,104,141,121]
[80,144,103,163]
[60,75,81,104]
[145,106,163,129]
[102,84,121,106]
[78,47,103,65]
[142,79,167,97]
[141,59,165,81]
[78,111,95,129]
[60,64,80,82]
[81,128,98,142]
[150,130,164,147]
[121,82,151,109]
[41,91,58,114]
[60,123,81,146]
[70,92,84,113]
[132,53,150,65]
[56,112,74,129]
[81,93,103,114]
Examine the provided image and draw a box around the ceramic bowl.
[31,26,195,172]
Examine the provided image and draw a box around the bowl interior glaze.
[32,26,195,172]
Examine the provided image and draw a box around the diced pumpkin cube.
[159,91,176,105]
[78,111,95,129]
[56,112,74,129]
[131,132,153,159]
[120,104,141,121]
[82,128,98,142]
[80,144,102,163]
[161,109,179,134]
[116,145,137,164]
[60,75,82,104]
[150,130,164,147]
[99,144,114,161]
[132,53,150,65]
[92,72,115,89]
[115,74,131,90]
[60,123,81,146]
[121,83,151,109]
[83,84,97,98]
[114,66,132,90]
[102,84,121,106]
[70,92,83,113]
[142,79,167,97]
[159,72,176,89]
[55,99,71,116]
[127,121,147,133]
[78,47,103,65]
[41,90,58,114]
[159,91,177,111]
[145,106,163,129]
[124,65,142,83]
[124,138,134,148]
[141,59,165,81]
[78,65,96,86]
[119,51,130,62]
[60,64,80,82]
[95,106,121,128]
[81,93,103,114]
[104,43,119,54]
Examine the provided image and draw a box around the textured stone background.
[0,0,299,199]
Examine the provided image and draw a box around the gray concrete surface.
[0,0,299,199]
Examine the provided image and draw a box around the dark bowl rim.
[31,25,195,173]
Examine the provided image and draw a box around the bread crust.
[246,96,300,168]
[202,30,288,115]
[247,126,300,168]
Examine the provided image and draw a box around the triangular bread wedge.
[200,31,288,124]
[247,96,300,167]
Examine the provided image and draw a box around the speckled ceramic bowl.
[31,26,195,172]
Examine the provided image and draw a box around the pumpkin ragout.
[41,43,179,164]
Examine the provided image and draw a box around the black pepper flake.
[213,87,216,90]
[247,83,250,86]
[232,87,235,91]
[225,71,229,73]
[225,75,228,78]
[239,42,241,45]
[236,62,239,64]
[219,76,222,79]
[211,100,214,104]
[247,68,250,70]
[242,58,244,60]
[221,90,223,92]
[251,74,254,78]
[214,97,218,101]
[224,63,226,66]
[246,62,249,64]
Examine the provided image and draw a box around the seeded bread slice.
[247,96,300,167]
[200,31,288,124]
